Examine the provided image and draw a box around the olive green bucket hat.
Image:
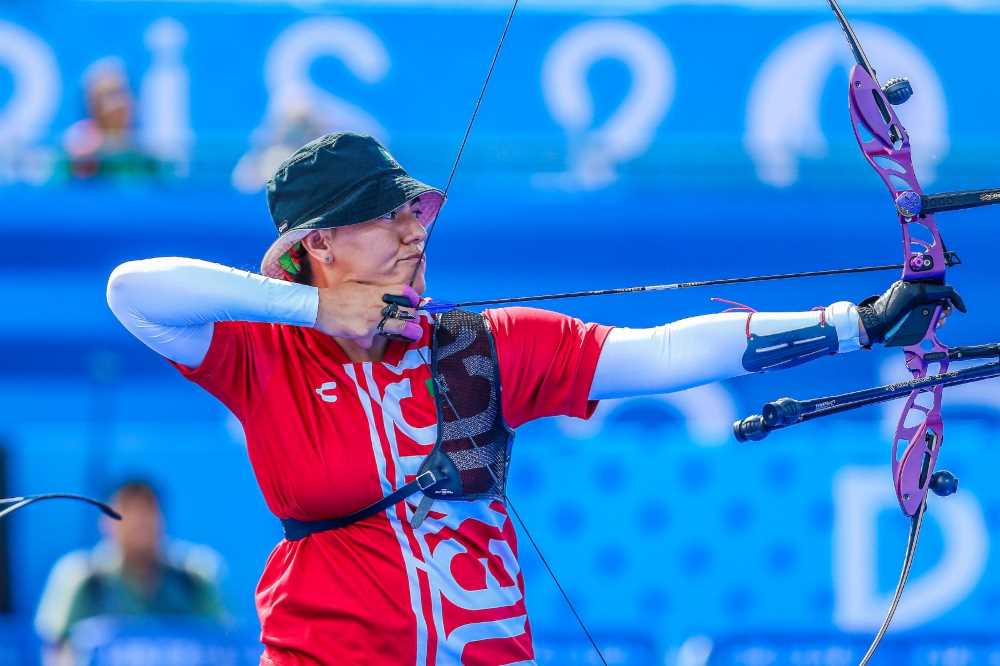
[260,132,445,280]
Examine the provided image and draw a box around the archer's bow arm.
[589,302,862,400]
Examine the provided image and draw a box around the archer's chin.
[409,263,428,296]
[412,273,427,297]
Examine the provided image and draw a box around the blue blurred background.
[1,0,999,664]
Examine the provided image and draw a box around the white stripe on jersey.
[345,321,533,665]
[344,362,431,665]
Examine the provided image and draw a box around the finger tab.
[382,293,412,307]
[402,285,420,307]
[403,322,422,340]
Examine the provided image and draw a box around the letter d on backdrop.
[833,467,987,632]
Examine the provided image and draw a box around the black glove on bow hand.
[857,280,966,348]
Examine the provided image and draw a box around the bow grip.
[885,305,937,348]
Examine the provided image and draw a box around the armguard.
[742,314,839,373]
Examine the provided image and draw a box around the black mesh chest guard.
[280,310,513,539]
[409,310,514,526]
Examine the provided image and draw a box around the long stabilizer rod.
[921,188,1000,215]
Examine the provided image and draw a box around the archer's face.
[317,196,432,293]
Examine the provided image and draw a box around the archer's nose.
[400,216,428,245]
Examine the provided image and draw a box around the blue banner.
[2,3,1000,665]
[1,4,998,192]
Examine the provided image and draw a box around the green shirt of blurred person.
[34,480,225,653]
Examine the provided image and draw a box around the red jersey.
[171,307,611,665]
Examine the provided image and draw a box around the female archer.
[107,132,962,665]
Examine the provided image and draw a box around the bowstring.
[859,503,926,665]
[407,0,521,289]
[398,1,608,662]
[426,356,608,665]
[505,496,608,664]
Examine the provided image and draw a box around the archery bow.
[823,5,956,662]
[732,3,1000,664]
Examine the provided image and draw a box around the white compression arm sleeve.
[590,301,861,400]
[106,257,319,368]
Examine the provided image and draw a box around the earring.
[323,256,332,264]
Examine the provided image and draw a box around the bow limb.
[858,504,926,665]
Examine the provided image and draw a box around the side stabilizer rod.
[733,344,1000,442]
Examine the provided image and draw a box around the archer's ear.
[301,229,339,264]
[302,229,331,252]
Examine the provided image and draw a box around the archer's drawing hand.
[314,283,421,347]
[857,280,966,347]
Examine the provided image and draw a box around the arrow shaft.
[431,254,960,311]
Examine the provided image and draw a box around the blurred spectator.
[34,479,224,663]
[231,98,327,193]
[61,58,161,181]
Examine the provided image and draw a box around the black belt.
[281,470,437,541]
